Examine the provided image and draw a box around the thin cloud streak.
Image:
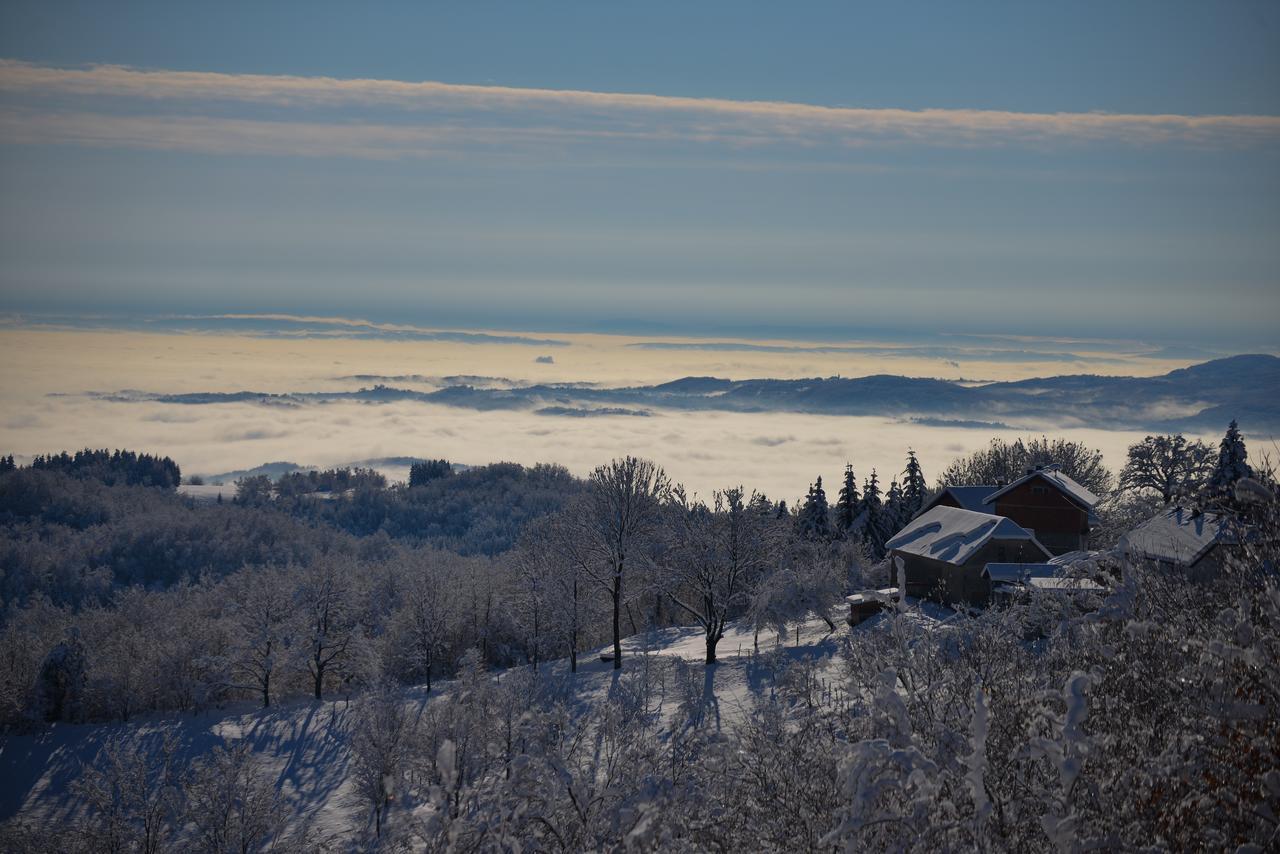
[2,60,1278,158]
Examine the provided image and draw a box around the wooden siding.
[990,479,1088,555]
[893,536,1052,607]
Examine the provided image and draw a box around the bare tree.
[183,741,286,854]
[579,457,670,670]
[295,559,357,700]
[390,560,453,692]
[351,681,414,838]
[936,436,1114,495]
[540,510,600,673]
[660,486,779,663]
[73,731,184,854]
[1119,434,1214,503]
[227,567,294,708]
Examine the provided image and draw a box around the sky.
[1,1,1278,344]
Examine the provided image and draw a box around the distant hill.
[136,354,1280,434]
[196,458,469,485]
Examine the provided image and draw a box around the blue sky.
[1,1,1277,344]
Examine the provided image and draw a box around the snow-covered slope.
[2,612,917,845]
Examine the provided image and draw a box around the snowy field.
[0,608,950,845]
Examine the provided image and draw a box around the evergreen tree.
[798,476,832,540]
[901,449,927,519]
[0,454,15,473]
[860,470,885,557]
[835,463,859,533]
[775,499,789,519]
[884,479,905,540]
[409,459,453,487]
[1207,420,1252,498]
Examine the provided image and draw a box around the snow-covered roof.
[1120,507,1240,567]
[846,588,899,606]
[984,468,1100,512]
[887,506,1046,566]
[921,485,997,515]
[982,562,1059,583]
[1026,577,1105,592]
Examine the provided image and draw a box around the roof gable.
[984,468,1100,512]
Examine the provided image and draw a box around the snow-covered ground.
[0,607,951,844]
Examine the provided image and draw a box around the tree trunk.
[261,673,270,709]
[612,575,623,670]
[313,658,324,699]
[705,633,718,664]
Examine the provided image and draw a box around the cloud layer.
[3,59,1278,160]
[0,325,1245,504]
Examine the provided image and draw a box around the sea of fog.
[0,324,1222,503]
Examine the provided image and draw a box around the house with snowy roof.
[918,464,1100,555]
[887,505,1053,606]
[1119,507,1242,581]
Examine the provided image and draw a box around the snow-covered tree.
[509,521,557,671]
[350,680,415,838]
[901,449,928,520]
[183,741,287,854]
[1206,419,1253,499]
[860,470,886,557]
[226,567,294,708]
[660,486,781,662]
[578,456,670,670]
[73,731,183,854]
[387,561,453,691]
[835,464,860,534]
[294,559,358,700]
[798,476,832,540]
[937,436,1114,495]
[29,626,87,722]
[1119,434,1214,503]
[884,479,905,540]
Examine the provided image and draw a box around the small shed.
[846,587,899,625]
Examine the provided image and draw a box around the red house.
[918,465,1100,556]
[984,466,1099,555]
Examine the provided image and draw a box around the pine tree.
[835,463,859,533]
[884,479,905,540]
[861,470,885,557]
[1207,419,1252,498]
[901,449,927,519]
[798,476,832,540]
